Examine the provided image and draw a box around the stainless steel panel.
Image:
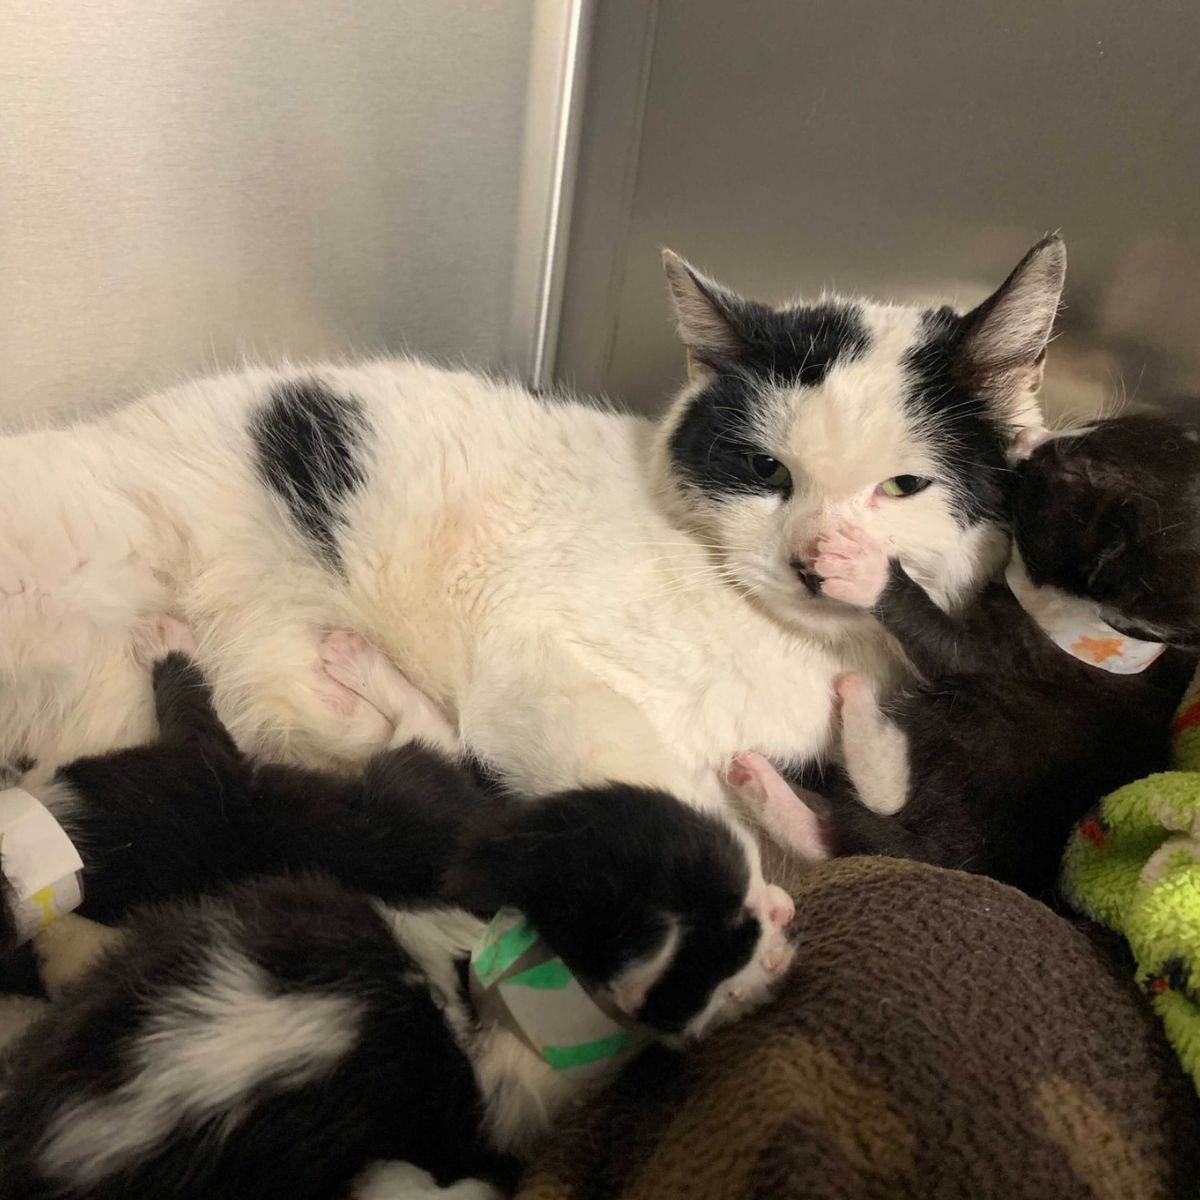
[0,1,545,421]
[559,0,1200,423]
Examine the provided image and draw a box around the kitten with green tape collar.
[0,625,793,1200]
[727,416,1200,898]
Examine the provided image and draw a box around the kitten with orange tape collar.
[729,416,1200,898]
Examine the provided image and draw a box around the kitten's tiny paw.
[761,939,795,974]
[319,630,374,699]
[725,751,774,805]
[135,616,196,665]
[318,630,445,743]
[763,883,796,927]
[156,617,196,656]
[814,527,890,608]
[834,671,874,712]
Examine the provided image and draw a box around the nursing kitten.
[0,240,1065,862]
[729,416,1200,895]
[0,626,793,1200]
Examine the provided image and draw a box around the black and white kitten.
[0,626,794,1200]
[728,416,1200,896]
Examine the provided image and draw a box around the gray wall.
[0,1,544,421]
[557,0,1200,423]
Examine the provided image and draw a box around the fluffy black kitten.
[0,633,792,1200]
[729,415,1200,897]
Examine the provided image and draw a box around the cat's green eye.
[746,454,792,490]
[877,474,932,498]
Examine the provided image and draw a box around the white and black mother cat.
[0,626,793,1200]
[0,238,1065,852]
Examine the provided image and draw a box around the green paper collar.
[469,907,652,1084]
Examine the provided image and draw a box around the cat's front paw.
[814,527,890,609]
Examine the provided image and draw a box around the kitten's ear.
[662,250,752,381]
[610,928,677,1017]
[957,235,1066,420]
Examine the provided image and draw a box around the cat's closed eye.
[876,475,932,498]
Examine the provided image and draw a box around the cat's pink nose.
[789,558,823,597]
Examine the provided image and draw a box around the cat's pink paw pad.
[725,751,774,804]
[763,883,796,927]
[834,672,876,713]
[814,527,890,609]
[157,617,196,656]
[318,630,375,699]
[761,940,795,974]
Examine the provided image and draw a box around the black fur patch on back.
[251,380,368,568]
[668,301,870,501]
[902,308,1012,529]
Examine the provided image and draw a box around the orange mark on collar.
[1071,634,1125,664]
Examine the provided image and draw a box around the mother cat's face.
[654,238,1067,633]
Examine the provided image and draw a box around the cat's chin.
[746,581,876,641]
[781,599,877,639]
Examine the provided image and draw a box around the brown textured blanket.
[518,858,1200,1200]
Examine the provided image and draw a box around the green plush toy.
[1061,676,1200,1092]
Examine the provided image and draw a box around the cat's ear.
[957,235,1066,419]
[609,927,678,1017]
[662,250,753,381]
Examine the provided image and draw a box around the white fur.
[677,904,795,1042]
[612,921,682,1016]
[320,629,459,753]
[0,359,909,816]
[374,864,790,1155]
[837,674,911,816]
[373,902,574,1155]
[0,995,46,1055]
[40,942,362,1187]
[373,904,483,1046]
[350,1161,503,1200]
[1008,423,1095,463]
[727,750,830,863]
[656,304,1011,641]
[33,913,124,1001]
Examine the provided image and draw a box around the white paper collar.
[1005,550,1167,675]
[0,787,84,944]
